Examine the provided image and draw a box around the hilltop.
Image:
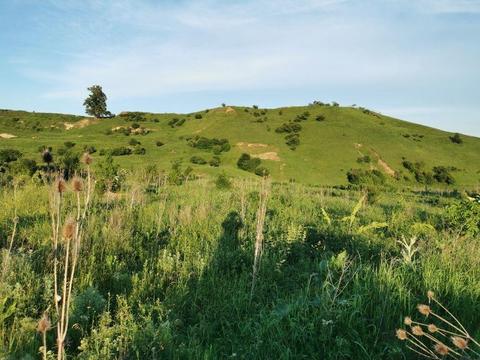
[0,105,479,187]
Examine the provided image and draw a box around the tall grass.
[0,170,478,359]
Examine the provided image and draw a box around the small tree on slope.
[83,85,109,118]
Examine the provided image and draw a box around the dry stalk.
[250,176,270,299]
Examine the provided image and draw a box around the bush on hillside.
[275,122,302,133]
[110,147,132,156]
[209,156,221,167]
[449,133,463,144]
[133,147,146,155]
[215,172,232,189]
[237,153,261,172]
[195,114,203,119]
[254,166,270,177]
[433,166,455,185]
[187,136,230,153]
[129,138,141,146]
[315,115,326,121]
[0,149,22,164]
[347,169,386,186]
[285,133,300,149]
[156,141,165,147]
[190,156,207,165]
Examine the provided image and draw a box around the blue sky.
[1,0,479,136]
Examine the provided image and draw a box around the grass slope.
[1,106,479,186]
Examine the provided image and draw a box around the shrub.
[168,118,185,128]
[237,153,261,172]
[285,133,300,149]
[110,147,132,156]
[433,166,455,185]
[315,115,325,121]
[445,200,480,237]
[347,169,386,185]
[156,141,164,147]
[215,172,231,189]
[195,114,202,119]
[131,123,141,129]
[129,138,141,146]
[133,147,146,155]
[0,149,22,164]
[187,136,230,153]
[449,133,463,144]
[96,154,125,192]
[190,156,207,165]
[254,166,270,177]
[209,156,221,167]
[64,141,76,149]
[275,122,302,133]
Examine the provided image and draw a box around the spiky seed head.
[42,150,53,164]
[404,317,412,326]
[434,343,449,356]
[62,218,76,239]
[451,336,468,350]
[56,179,67,193]
[417,304,431,316]
[82,153,93,165]
[37,314,51,333]
[428,324,439,333]
[396,329,408,341]
[72,177,83,192]
[427,290,435,301]
[411,325,424,336]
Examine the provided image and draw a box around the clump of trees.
[347,169,386,186]
[187,136,231,154]
[168,118,186,128]
[190,156,207,165]
[237,153,269,176]
[402,160,456,185]
[275,122,302,133]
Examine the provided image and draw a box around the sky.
[0,0,479,136]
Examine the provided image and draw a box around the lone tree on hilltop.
[83,85,110,118]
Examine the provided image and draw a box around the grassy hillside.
[1,105,479,187]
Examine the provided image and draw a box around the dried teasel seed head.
[396,329,408,341]
[37,314,51,333]
[428,324,439,333]
[427,290,435,301]
[434,343,449,356]
[411,325,424,336]
[404,317,413,326]
[82,153,93,165]
[62,218,76,239]
[72,177,83,192]
[451,336,468,350]
[417,304,431,316]
[56,179,67,193]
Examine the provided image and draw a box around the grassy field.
[1,105,479,187]
[0,162,479,358]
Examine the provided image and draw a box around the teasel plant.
[396,290,480,359]
[46,153,94,360]
[250,175,270,300]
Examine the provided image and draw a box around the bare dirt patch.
[0,133,16,139]
[237,142,269,149]
[64,118,98,130]
[256,152,280,161]
[377,158,396,177]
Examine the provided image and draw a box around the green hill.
[1,105,479,187]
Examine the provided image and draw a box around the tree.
[83,85,109,118]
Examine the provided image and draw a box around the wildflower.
[412,325,424,336]
[56,179,67,193]
[62,218,76,239]
[451,336,468,350]
[396,329,408,340]
[82,153,93,165]
[434,343,449,356]
[417,304,431,316]
[427,290,435,301]
[428,324,439,333]
[72,177,83,192]
[37,314,51,333]
[404,317,413,326]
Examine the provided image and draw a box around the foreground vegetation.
[1,154,479,359]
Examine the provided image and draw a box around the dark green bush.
[254,166,270,177]
[0,149,22,164]
[190,156,207,165]
[237,153,261,172]
[129,138,141,146]
[433,166,455,185]
[275,122,302,133]
[347,169,386,185]
[449,133,463,144]
[187,136,230,153]
[156,141,164,147]
[110,147,132,156]
[285,133,300,149]
[316,115,325,121]
[133,147,146,155]
[215,172,232,189]
[64,141,76,149]
[195,114,203,119]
